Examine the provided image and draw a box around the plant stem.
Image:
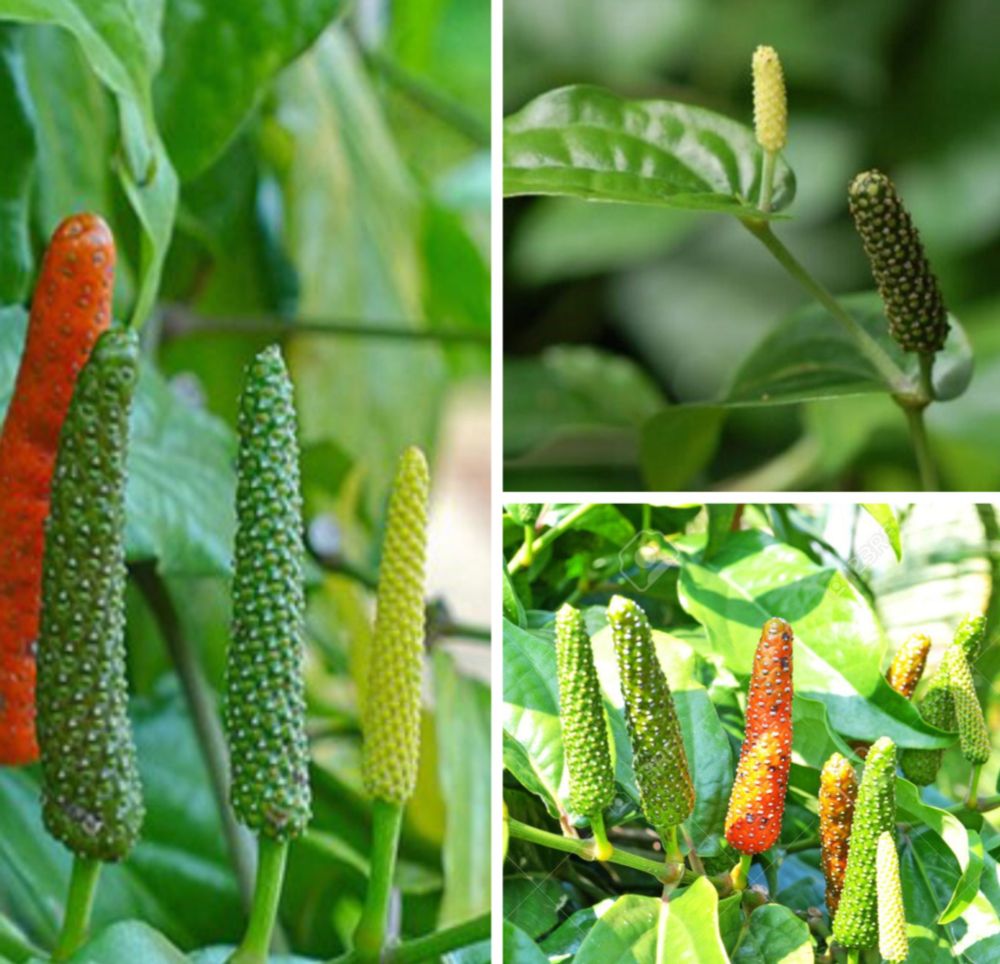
[660,825,682,864]
[507,504,596,574]
[229,836,289,964]
[741,221,910,394]
[508,817,678,882]
[354,799,405,961]
[732,852,752,891]
[655,890,670,964]
[759,150,777,214]
[681,826,705,876]
[327,913,491,964]
[919,352,936,401]
[783,836,820,854]
[53,857,101,961]
[903,406,939,490]
[590,811,613,861]
[847,950,860,964]
[523,524,535,566]
[967,765,983,809]
[132,563,257,909]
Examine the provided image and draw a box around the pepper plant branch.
[741,220,911,395]
[327,913,490,964]
[161,306,490,346]
[507,503,597,574]
[903,406,939,490]
[131,562,258,909]
[53,857,101,961]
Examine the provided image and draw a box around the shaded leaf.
[730,905,812,963]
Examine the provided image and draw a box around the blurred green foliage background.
[504,0,1000,491]
[0,0,490,959]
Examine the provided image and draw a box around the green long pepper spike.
[36,329,144,862]
[876,831,908,963]
[555,604,615,857]
[226,344,311,841]
[607,595,693,836]
[944,646,991,766]
[848,170,949,354]
[832,737,897,950]
[900,661,954,786]
[954,613,987,663]
[361,446,430,806]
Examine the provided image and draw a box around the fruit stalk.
[0,213,114,765]
[724,618,794,855]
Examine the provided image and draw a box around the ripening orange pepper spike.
[0,212,115,766]
[819,752,858,918]
[885,632,931,700]
[724,617,794,854]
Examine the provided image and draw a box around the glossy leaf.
[64,922,188,964]
[727,293,973,405]
[504,85,795,216]
[154,0,346,179]
[861,503,902,560]
[731,905,813,964]
[574,879,727,963]
[673,529,952,746]
[502,921,548,964]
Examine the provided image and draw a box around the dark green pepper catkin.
[226,345,311,840]
[555,604,615,819]
[848,170,949,354]
[36,329,143,862]
[607,595,694,832]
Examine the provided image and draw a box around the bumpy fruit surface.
[954,613,987,663]
[36,329,142,861]
[507,504,541,526]
[556,604,615,817]
[885,632,930,699]
[945,646,991,765]
[226,345,311,840]
[752,45,787,152]
[832,737,897,949]
[819,752,858,918]
[362,446,430,805]
[0,213,113,765]
[607,595,693,831]
[724,618,793,854]
[900,662,953,785]
[876,831,908,963]
[848,169,948,354]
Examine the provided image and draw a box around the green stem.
[654,891,670,964]
[507,504,596,574]
[354,799,405,961]
[229,837,289,964]
[508,817,678,882]
[919,352,936,402]
[732,852,752,892]
[968,765,983,809]
[590,811,613,862]
[759,150,777,214]
[903,406,939,491]
[783,836,820,854]
[327,913,490,964]
[741,221,910,394]
[681,826,705,876]
[53,857,101,961]
[847,950,860,964]
[659,825,682,864]
[523,524,535,567]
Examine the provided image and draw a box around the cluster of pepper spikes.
[553,595,991,960]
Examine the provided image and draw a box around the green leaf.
[0,24,36,304]
[503,875,567,938]
[190,948,317,964]
[273,29,446,516]
[0,0,179,325]
[705,505,738,559]
[574,879,727,963]
[502,921,547,964]
[539,902,605,957]
[502,566,527,627]
[861,503,902,560]
[504,85,795,216]
[154,0,346,179]
[895,779,983,925]
[674,529,952,747]
[730,905,813,963]
[64,921,187,964]
[727,293,973,405]
[434,651,491,926]
[638,405,726,491]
